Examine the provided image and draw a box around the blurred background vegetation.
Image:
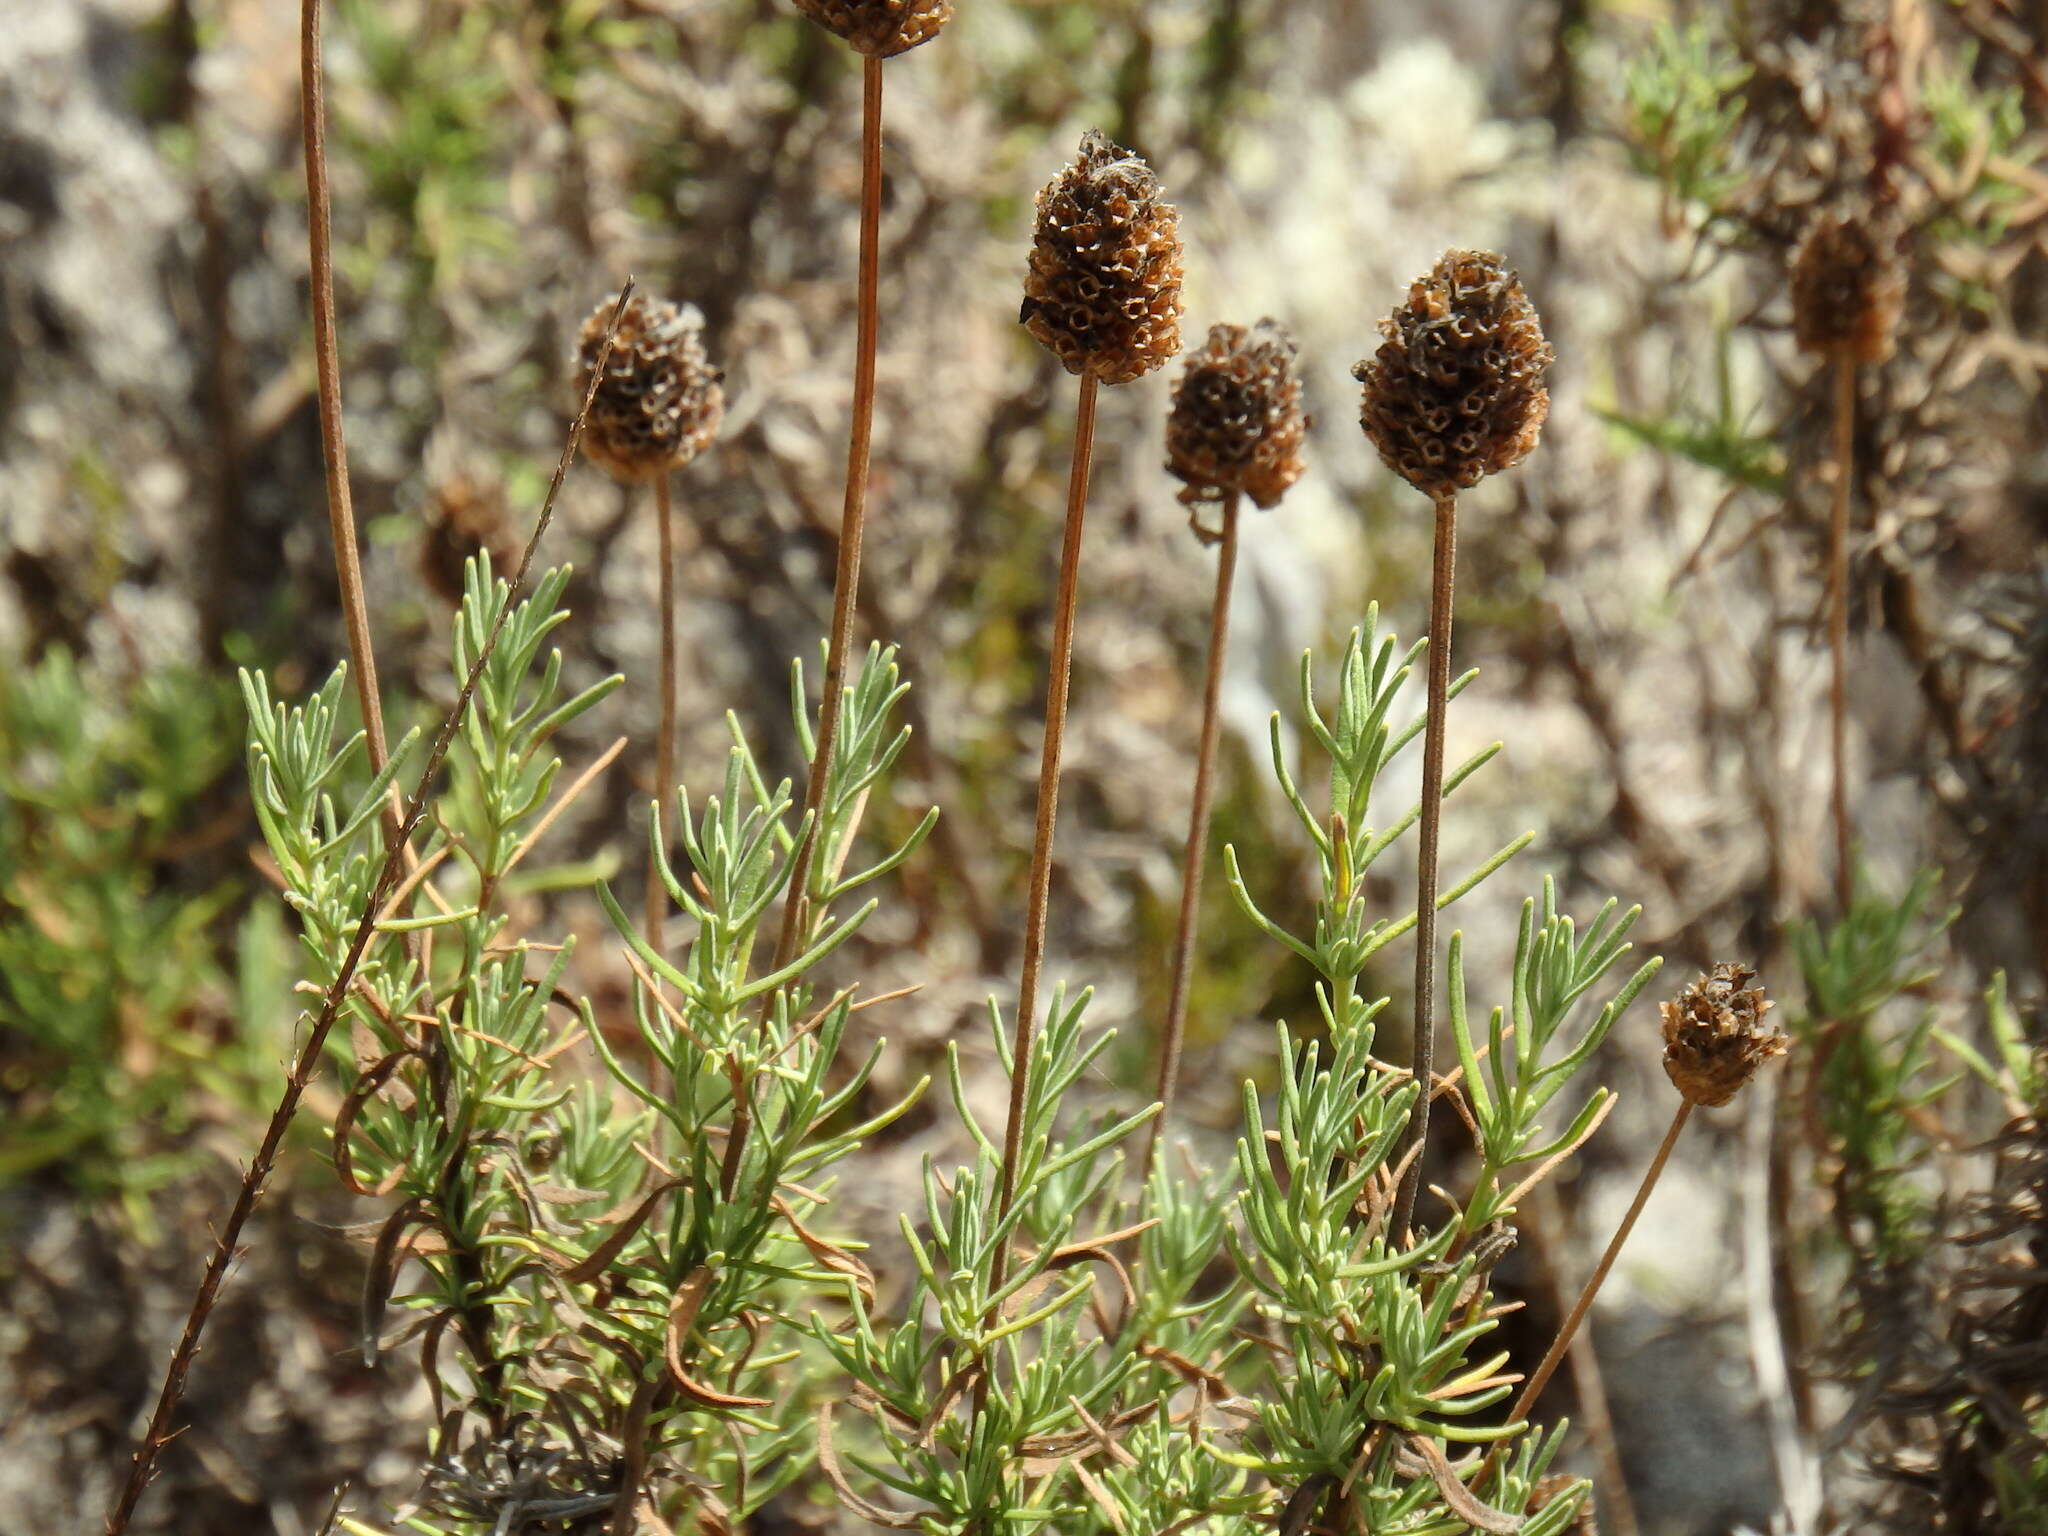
[2,0,2045,1530]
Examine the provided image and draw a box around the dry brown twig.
[771,53,887,973]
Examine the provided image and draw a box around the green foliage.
[1595,321,1787,496]
[332,0,512,300]
[1923,46,2031,252]
[0,649,275,1222]
[1793,871,1956,1269]
[247,561,946,1532]
[1620,20,1752,220]
[1212,612,1649,1530]
[814,989,1164,1535]
[1450,884,1660,1235]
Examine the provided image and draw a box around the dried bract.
[1791,207,1903,366]
[793,0,952,57]
[1661,962,1787,1107]
[573,291,725,485]
[1165,320,1309,512]
[1353,250,1553,499]
[1022,131,1184,386]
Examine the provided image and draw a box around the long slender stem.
[301,0,390,801]
[1146,494,1241,1179]
[996,371,1099,1223]
[1506,1099,1694,1434]
[969,374,1099,1448]
[1827,352,1855,916]
[105,289,632,1536]
[645,475,679,946]
[1527,1183,1642,1536]
[1393,490,1458,1241]
[773,54,885,970]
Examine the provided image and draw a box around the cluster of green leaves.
[1595,322,1787,497]
[331,0,513,311]
[0,648,278,1226]
[1791,870,1954,1270]
[817,613,1657,1536]
[1216,614,1649,1534]
[1921,45,2033,309]
[1617,19,1752,223]
[246,560,933,1534]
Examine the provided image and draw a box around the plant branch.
[996,370,1099,1227]
[1147,494,1240,1179]
[1527,1182,1642,1536]
[646,474,679,949]
[300,0,391,822]
[104,288,631,1536]
[1394,489,1458,1241]
[773,53,885,971]
[1503,1098,1694,1442]
[1827,351,1855,916]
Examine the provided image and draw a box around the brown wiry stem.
[1827,352,1855,916]
[1503,1099,1694,1446]
[980,370,1100,1356]
[300,0,391,814]
[645,475,679,948]
[104,290,632,1536]
[1146,494,1240,1179]
[1526,1182,1642,1536]
[773,54,884,971]
[1393,490,1458,1242]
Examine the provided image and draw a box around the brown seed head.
[419,473,521,607]
[1021,131,1184,387]
[1165,320,1309,513]
[573,291,725,485]
[1790,207,1903,366]
[1352,250,1553,500]
[1660,962,1787,1108]
[792,0,952,57]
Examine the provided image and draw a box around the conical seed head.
[1165,320,1309,511]
[1353,250,1553,499]
[1791,207,1902,366]
[573,291,725,485]
[419,473,520,607]
[793,0,953,57]
[1021,130,1184,387]
[1660,962,1787,1108]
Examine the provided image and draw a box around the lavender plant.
[807,608,1663,1536]
[238,558,937,1532]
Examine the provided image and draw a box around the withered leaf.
[665,1267,772,1410]
[1396,1433,1522,1535]
[817,1406,924,1529]
[556,1179,680,1286]
[361,1196,428,1365]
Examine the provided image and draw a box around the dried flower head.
[1353,250,1554,500]
[1661,962,1787,1107]
[1791,206,1903,366]
[419,473,520,607]
[1021,131,1184,386]
[573,291,725,485]
[792,0,952,57]
[1529,1474,1597,1535]
[1165,320,1310,514]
